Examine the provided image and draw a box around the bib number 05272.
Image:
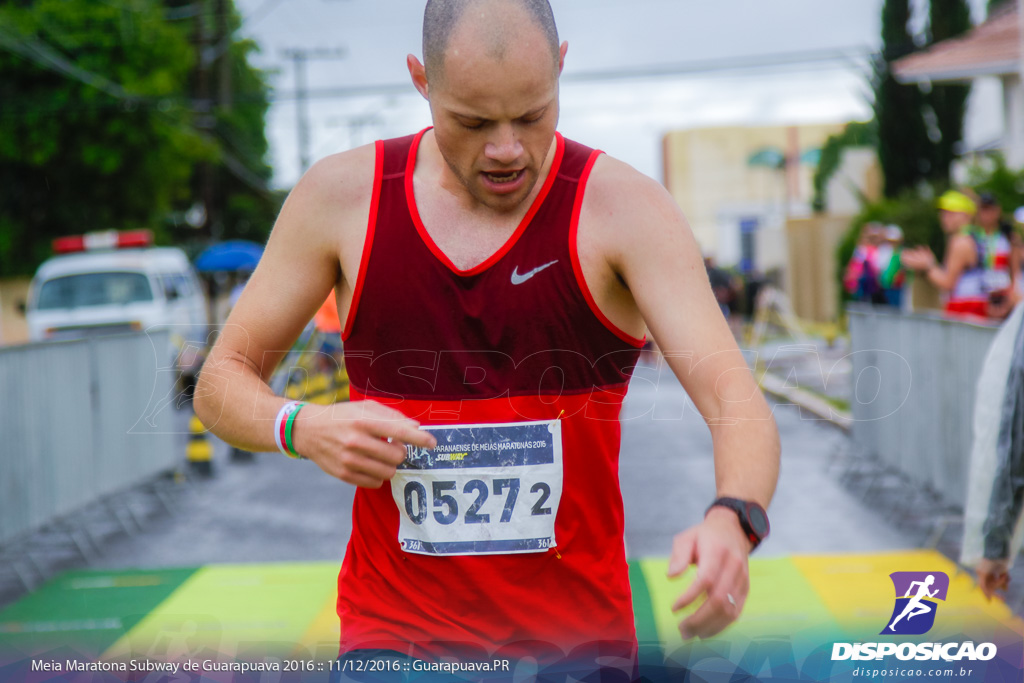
[403,477,553,526]
[390,419,563,556]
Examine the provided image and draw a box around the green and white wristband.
[274,401,307,459]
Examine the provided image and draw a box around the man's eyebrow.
[450,105,549,121]
[519,105,549,118]
[451,110,487,121]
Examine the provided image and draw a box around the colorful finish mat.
[1,550,1021,681]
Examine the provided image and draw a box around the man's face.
[424,38,564,213]
[978,204,1001,228]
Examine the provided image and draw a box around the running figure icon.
[888,575,939,632]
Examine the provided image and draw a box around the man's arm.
[579,156,780,640]
[194,144,435,486]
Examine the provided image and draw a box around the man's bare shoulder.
[270,143,378,265]
[291,143,377,214]
[583,153,688,238]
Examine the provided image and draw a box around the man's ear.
[407,54,429,99]
[558,41,568,75]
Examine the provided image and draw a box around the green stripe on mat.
[0,567,198,656]
[628,560,660,645]
[103,562,339,660]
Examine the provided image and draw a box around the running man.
[195,0,780,674]
[888,575,939,632]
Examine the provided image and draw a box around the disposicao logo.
[882,571,948,635]
[831,570,998,663]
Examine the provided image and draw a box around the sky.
[232,0,993,188]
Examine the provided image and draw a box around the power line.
[0,44,876,114]
[0,26,269,196]
[281,46,348,173]
[259,45,877,102]
[0,26,134,102]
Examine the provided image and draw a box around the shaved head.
[423,0,560,82]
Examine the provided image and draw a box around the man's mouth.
[484,169,522,184]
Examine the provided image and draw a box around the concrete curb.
[759,371,852,432]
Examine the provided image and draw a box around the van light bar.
[52,230,154,254]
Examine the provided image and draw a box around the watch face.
[747,504,769,537]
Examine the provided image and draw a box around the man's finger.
[680,560,744,639]
[340,437,406,480]
[394,423,438,449]
[351,435,408,469]
[679,596,734,640]
[667,532,697,577]
[672,572,710,612]
[361,417,437,449]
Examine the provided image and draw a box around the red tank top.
[338,129,644,665]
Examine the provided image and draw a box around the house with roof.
[893,0,1024,168]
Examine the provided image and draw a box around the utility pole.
[194,0,216,237]
[282,47,347,175]
[216,0,231,113]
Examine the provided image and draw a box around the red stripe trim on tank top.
[404,128,566,277]
[569,150,646,349]
[342,139,385,341]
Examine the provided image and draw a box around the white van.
[26,230,209,382]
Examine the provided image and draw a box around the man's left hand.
[667,507,752,640]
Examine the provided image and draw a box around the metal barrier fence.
[0,331,178,545]
[847,305,1001,507]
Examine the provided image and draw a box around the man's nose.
[484,124,523,164]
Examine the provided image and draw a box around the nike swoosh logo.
[511,260,559,285]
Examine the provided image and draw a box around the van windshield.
[36,272,154,310]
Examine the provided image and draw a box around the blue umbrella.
[195,240,264,272]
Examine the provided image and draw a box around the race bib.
[391,419,563,556]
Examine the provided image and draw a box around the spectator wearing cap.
[902,191,1020,320]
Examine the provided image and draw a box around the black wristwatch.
[706,497,770,550]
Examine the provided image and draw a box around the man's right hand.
[976,558,1010,601]
[292,400,437,488]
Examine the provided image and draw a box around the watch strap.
[706,497,769,550]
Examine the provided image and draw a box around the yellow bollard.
[186,413,213,476]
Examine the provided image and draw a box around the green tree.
[874,0,933,197]
[925,0,972,184]
[0,0,210,275]
[812,120,879,212]
[0,0,278,277]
